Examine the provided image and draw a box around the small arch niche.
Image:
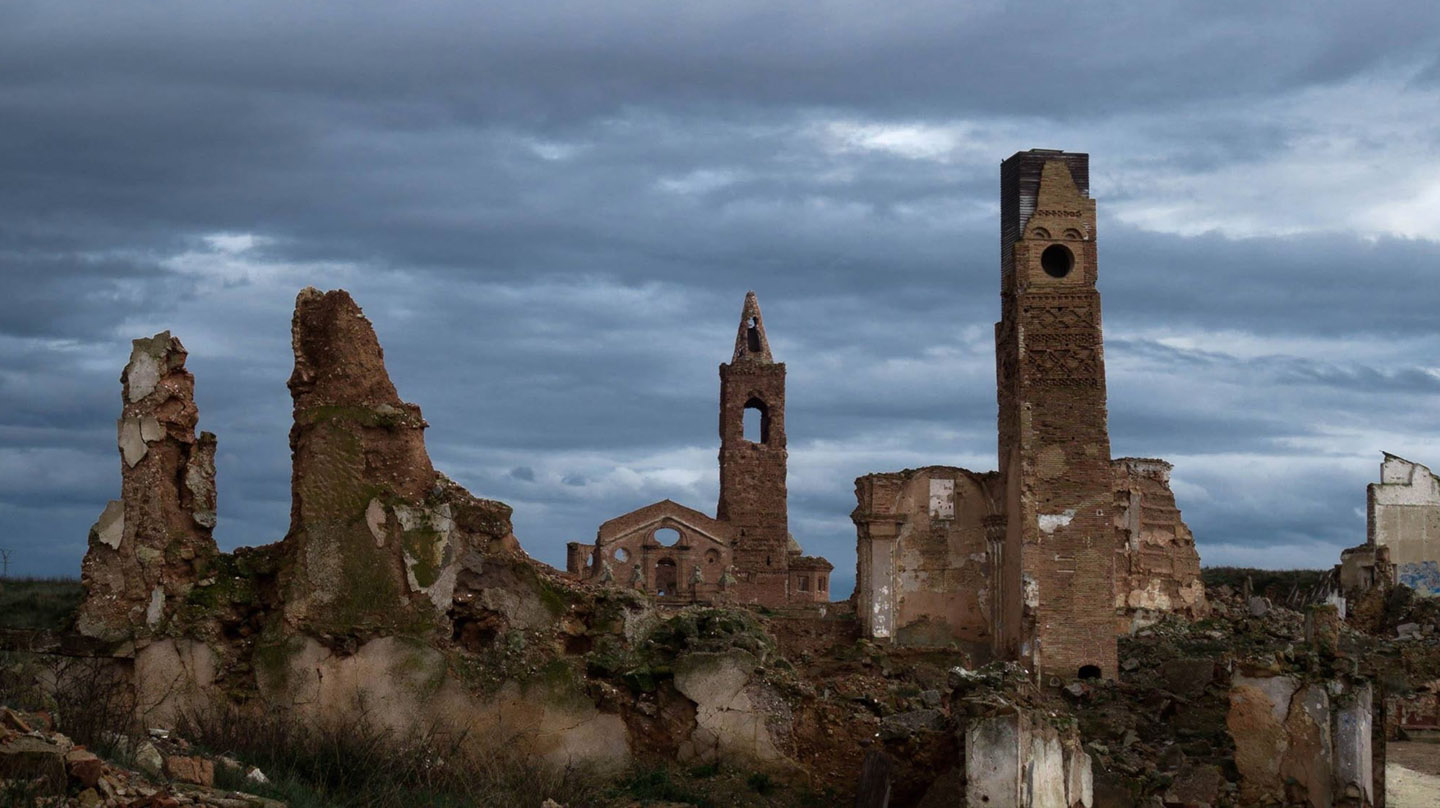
[1040,244,1074,278]
[653,527,681,546]
[1077,664,1102,681]
[743,397,770,444]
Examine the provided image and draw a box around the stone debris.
[0,706,281,807]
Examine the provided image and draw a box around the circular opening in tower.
[1040,244,1074,278]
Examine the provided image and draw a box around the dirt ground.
[1387,742,1440,808]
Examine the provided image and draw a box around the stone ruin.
[852,151,1207,679]
[566,292,833,607]
[9,150,1432,808]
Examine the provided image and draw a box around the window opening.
[655,558,678,596]
[653,527,681,546]
[743,397,770,443]
[746,316,762,353]
[1040,244,1074,278]
[1078,664,1102,681]
[799,576,809,591]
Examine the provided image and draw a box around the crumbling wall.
[67,287,820,779]
[1112,457,1208,630]
[1368,453,1440,597]
[575,500,735,602]
[75,333,220,641]
[852,467,1002,654]
[1227,670,1376,807]
[964,709,1092,807]
[787,555,832,604]
[278,288,515,635]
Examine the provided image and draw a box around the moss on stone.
[401,527,444,590]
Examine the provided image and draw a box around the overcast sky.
[3,2,1439,594]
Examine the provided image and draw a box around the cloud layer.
[3,2,1439,591]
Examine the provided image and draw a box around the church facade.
[566,292,833,607]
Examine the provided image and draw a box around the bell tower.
[994,150,1118,681]
[718,291,790,604]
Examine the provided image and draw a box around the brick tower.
[718,291,790,604]
[994,150,1118,681]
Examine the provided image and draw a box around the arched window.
[743,397,770,444]
[1078,664,1102,681]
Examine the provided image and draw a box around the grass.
[179,704,608,808]
[0,577,84,631]
[1201,566,1328,601]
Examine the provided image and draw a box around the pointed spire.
[731,291,773,363]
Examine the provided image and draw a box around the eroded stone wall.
[1227,671,1377,807]
[964,709,1092,807]
[76,333,220,641]
[852,467,1002,654]
[278,288,519,635]
[1112,457,1208,629]
[1368,453,1440,597]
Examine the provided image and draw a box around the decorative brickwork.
[996,150,1118,681]
[849,151,1207,681]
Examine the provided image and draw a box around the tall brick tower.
[718,291,790,604]
[994,150,1118,681]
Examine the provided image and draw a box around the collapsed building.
[11,148,1421,808]
[853,151,1207,679]
[1330,453,1440,605]
[565,292,834,607]
[1365,453,1440,597]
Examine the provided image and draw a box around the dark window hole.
[1041,244,1074,278]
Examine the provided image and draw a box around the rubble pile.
[0,706,279,808]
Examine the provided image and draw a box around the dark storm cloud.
[2,1,1439,581]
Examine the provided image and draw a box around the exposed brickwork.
[1112,458,1208,628]
[847,152,1207,682]
[576,291,831,606]
[573,500,736,601]
[719,292,793,604]
[997,150,1118,680]
[852,466,1003,657]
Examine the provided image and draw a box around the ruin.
[9,149,1434,808]
[75,333,220,642]
[1367,453,1440,597]
[566,291,833,606]
[852,151,1206,681]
